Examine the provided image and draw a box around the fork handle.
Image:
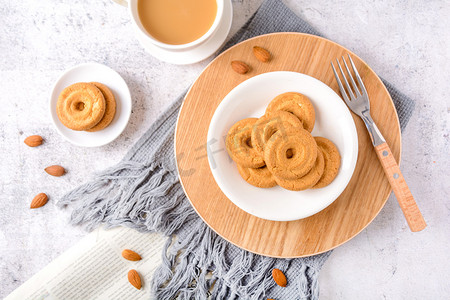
[374,143,426,232]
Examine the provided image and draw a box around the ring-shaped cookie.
[237,164,277,188]
[86,82,116,132]
[312,137,341,189]
[251,111,303,157]
[226,118,265,168]
[57,82,106,131]
[265,92,315,132]
[274,149,325,191]
[264,128,318,180]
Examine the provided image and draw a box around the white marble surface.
[1,0,449,299]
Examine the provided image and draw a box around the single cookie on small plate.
[86,82,117,132]
[251,111,303,157]
[56,82,106,131]
[275,149,325,191]
[237,164,277,188]
[226,118,265,168]
[264,127,317,180]
[265,92,315,132]
[312,137,341,189]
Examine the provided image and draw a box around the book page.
[5,227,167,300]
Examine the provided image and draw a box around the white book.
[5,227,166,300]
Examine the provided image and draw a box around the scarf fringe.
[57,160,196,235]
[150,222,310,300]
[58,159,326,299]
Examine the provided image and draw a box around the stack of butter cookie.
[56,82,116,132]
[226,92,341,191]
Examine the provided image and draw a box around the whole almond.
[272,268,287,287]
[122,249,142,261]
[253,46,271,62]
[128,269,142,290]
[24,135,43,147]
[45,165,65,177]
[30,193,48,209]
[231,61,250,74]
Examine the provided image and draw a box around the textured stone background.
[1,0,449,299]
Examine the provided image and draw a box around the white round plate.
[207,71,358,221]
[135,0,232,65]
[49,63,132,147]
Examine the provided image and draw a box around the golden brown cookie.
[57,82,106,131]
[274,150,325,191]
[226,118,265,168]
[264,128,318,180]
[251,111,303,157]
[265,92,315,132]
[86,82,116,132]
[312,137,341,189]
[237,164,277,188]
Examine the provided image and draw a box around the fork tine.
[336,58,356,101]
[342,56,362,96]
[331,61,352,106]
[347,54,368,97]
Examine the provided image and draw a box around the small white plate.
[207,71,358,221]
[135,0,233,65]
[49,63,132,147]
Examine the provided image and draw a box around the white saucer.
[49,63,132,147]
[135,0,233,65]
[207,72,359,221]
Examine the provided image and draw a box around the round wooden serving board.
[175,33,401,258]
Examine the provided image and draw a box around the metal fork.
[331,54,426,232]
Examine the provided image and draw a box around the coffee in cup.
[112,0,224,52]
[137,0,218,45]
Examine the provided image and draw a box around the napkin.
[59,0,415,299]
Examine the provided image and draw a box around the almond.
[30,193,48,209]
[45,165,65,177]
[128,269,142,290]
[24,135,43,147]
[231,60,250,74]
[253,46,271,62]
[122,249,142,261]
[272,268,287,287]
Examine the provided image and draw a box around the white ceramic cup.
[112,0,224,51]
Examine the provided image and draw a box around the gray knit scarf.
[58,0,415,299]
